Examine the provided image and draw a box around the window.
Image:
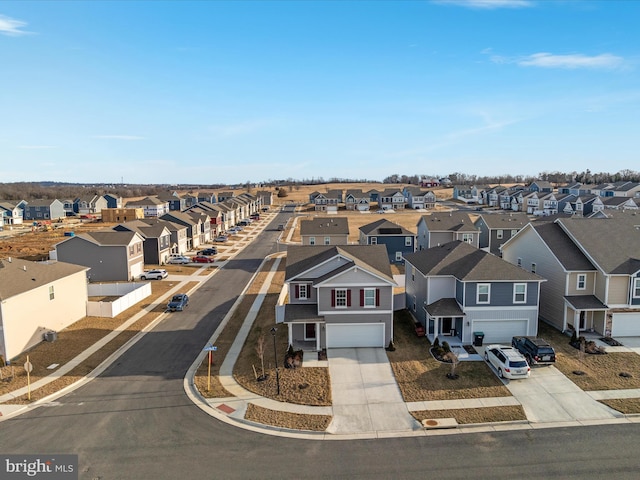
[370,237,377,245]
[395,251,403,262]
[577,274,586,290]
[517,257,522,268]
[297,284,308,299]
[334,289,347,307]
[411,267,415,282]
[462,233,473,244]
[129,246,134,255]
[363,288,376,307]
[634,278,640,298]
[531,263,537,274]
[477,284,490,304]
[49,285,55,300]
[405,236,412,247]
[412,295,417,312]
[309,236,315,245]
[496,229,503,239]
[514,283,527,303]
[324,236,330,245]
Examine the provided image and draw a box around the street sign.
[203,345,217,352]
[24,361,33,373]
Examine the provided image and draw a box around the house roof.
[300,217,349,236]
[418,212,477,233]
[564,295,608,310]
[283,304,324,322]
[126,196,167,206]
[359,219,414,236]
[532,222,596,271]
[531,180,553,189]
[285,245,393,283]
[426,298,465,317]
[603,196,638,207]
[405,240,543,282]
[26,199,60,207]
[138,217,187,232]
[555,216,640,274]
[476,212,530,230]
[79,230,141,246]
[0,258,87,301]
[115,220,169,238]
[160,211,197,226]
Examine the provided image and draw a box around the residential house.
[61,199,75,217]
[523,191,558,216]
[74,195,108,215]
[312,190,343,212]
[300,217,349,246]
[474,212,530,256]
[157,192,186,211]
[217,191,235,202]
[558,182,587,196]
[276,245,396,349]
[378,189,406,210]
[125,197,170,218]
[185,201,224,236]
[415,212,479,251]
[23,199,65,221]
[0,202,24,225]
[182,193,199,209]
[358,219,416,263]
[186,210,212,245]
[367,190,381,203]
[602,196,639,211]
[403,187,436,210]
[196,191,217,204]
[420,177,440,188]
[100,208,145,223]
[55,230,145,281]
[405,241,544,344]
[256,190,273,207]
[138,218,189,255]
[528,181,554,193]
[480,186,507,207]
[452,185,480,204]
[0,258,89,360]
[160,211,201,250]
[344,189,370,211]
[611,182,640,198]
[113,221,172,265]
[103,193,123,209]
[501,215,640,337]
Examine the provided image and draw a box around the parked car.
[198,247,218,256]
[214,235,228,242]
[192,255,215,263]
[511,336,556,366]
[277,224,285,231]
[484,345,530,379]
[167,255,190,264]
[250,213,260,220]
[167,293,189,312]
[140,269,168,280]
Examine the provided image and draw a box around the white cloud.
[434,0,533,9]
[518,52,624,69]
[0,14,31,36]
[18,145,58,149]
[91,135,146,140]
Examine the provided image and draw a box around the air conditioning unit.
[43,331,57,342]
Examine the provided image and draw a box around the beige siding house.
[0,258,88,360]
[299,217,349,246]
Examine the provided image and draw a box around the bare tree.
[255,335,266,380]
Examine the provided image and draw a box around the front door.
[442,317,453,335]
[305,323,316,340]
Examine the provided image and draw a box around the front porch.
[424,298,466,345]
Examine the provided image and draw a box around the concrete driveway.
[326,348,421,436]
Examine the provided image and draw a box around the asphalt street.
[1,209,640,479]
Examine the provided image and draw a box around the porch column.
[434,317,440,343]
[288,325,293,347]
[316,322,321,351]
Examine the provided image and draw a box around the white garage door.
[472,320,528,344]
[130,262,144,280]
[611,312,640,337]
[325,323,385,348]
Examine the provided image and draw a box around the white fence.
[87,282,152,318]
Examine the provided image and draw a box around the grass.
[599,398,640,415]
[412,405,527,425]
[244,403,332,431]
[539,322,640,390]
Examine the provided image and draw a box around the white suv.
[140,269,168,280]
[484,345,530,379]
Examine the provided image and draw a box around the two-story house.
[113,221,172,265]
[157,192,187,211]
[501,215,640,337]
[358,219,416,263]
[415,212,479,251]
[378,189,406,210]
[403,187,436,210]
[405,241,544,344]
[23,199,65,221]
[452,185,480,204]
[344,189,370,211]
[0,201,24,225]
[125,197,170,218]
[300,217,349,246]
[74,195,108,216]
[276,245,396,349]
[103,193,123,209]
[138,218,189,255]
[528,181,554,193]
[474,212,530,256]
[54,230,145,281]
[311,190,343,212]
[160,211,201,250]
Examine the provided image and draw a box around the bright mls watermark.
[1,455,77,479]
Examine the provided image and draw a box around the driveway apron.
[505,365,621,423]
[326,348,421,435]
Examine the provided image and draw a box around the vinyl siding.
[464,282,538,307]
[609,276,630,305]
[567,272,596,295]
[405,264,428,323]
[317,286,392,312]
[428,277,457,306]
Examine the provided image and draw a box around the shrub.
[442,341,451,353]
[433,337,440,348]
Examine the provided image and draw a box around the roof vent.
[23,265,27,271]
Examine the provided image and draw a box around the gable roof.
[556,216,640,274]
[300,217,349,236]
[531,222,596,271]
[126,196,167,206]
[79,230,141,246]
[418,211,477,233]
[405,240,543,282]
[359,218,414,236]
[0,258,88,301]
[476,212,530,230]
[285,245,393,283]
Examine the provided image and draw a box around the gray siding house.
[55,230,145,281]
[405,241,544,344]
[113,221,172,265]
[474,212,530,256]
[416,212,479,251]
[358,219,416,263]
[276,245,396,350]
[23,199,65,221]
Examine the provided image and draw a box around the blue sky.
[1,0,639,185]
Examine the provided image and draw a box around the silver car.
[484,345,530,379]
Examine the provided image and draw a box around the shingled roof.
[299,217,349,236]
[0,258,87,301]
[359,219,414,236]
[418,212,477,233]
